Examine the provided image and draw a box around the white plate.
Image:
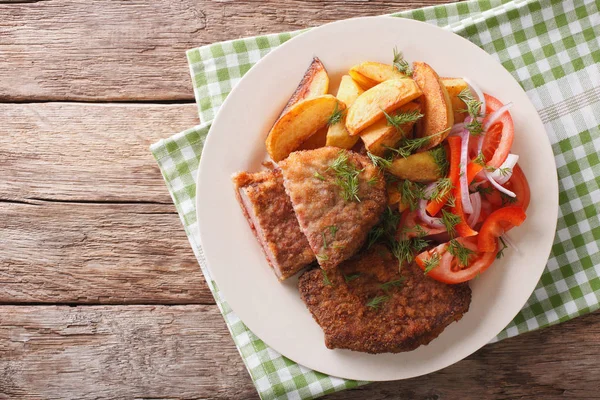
[196,16,558,381]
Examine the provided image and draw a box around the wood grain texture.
[1,201,211,304]
[0,305,598,400]
[0,103,198,203]
[0,0,455,101]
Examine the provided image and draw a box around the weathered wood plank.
[0,103,198,203]
[1,201,211,304]
[0,305,598,400]
[0,0,455,101]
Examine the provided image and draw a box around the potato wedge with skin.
[325,75,364,149]
[348,70,378,90]
[360,102,421,156]
[280,57,329,116]
[412,62,454,150]
[266,95,345,162]
[350,62,406,86]
[298,126,328,150]
[388,150,445,182]
[387,182,401,205]
[442,77,469,124]
[346,79,423,136]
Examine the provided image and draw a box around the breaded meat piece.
[279,148,386,270]
[298,246,471,353]
[232,169,315,280]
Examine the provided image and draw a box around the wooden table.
[1,1,599,398]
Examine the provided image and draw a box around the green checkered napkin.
[151,0,600,398]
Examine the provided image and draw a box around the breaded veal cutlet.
[279,147,387,270]
[298,245,471,353]
[232,169,315,280]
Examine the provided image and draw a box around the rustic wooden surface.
[0,0,598,399]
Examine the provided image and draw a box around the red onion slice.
[463,77,486,116]
[467,192,482,227]
[418,183,445,228]
[459,130,473,214]
[490,154,519,185]
[450,122,466,136]
[483,102,513,131]
[485,170,516,197]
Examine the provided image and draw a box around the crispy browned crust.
[279,148,386,270]
[280,57,327,116]
[232,169,315,280]
[298,246,471,353]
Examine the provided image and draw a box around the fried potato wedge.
[349,62,406,87]
[360,102,421,156]
[281,57,329,116]
[266,95,345,162]
[348,70,378,90]
[441,77,469,124]
[298,126,328,150]
[387,181,401,206]
[388,150,445,182]
[412,62,454,150]
[325,75,364,149]
[346,79,422,136]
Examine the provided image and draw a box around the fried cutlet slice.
[232,169,315,280]
[279,148,386,270]
[298,246,471,353]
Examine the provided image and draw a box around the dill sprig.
[317,253,329,261]
[392,47,413,76]
[475,185,493,196]
[313,171,326,181]
[430,146,449,176]
[386,128,451,158]
[423,251,441,274]
[322,270,332,286]
[327,103,344,126]
[367,206,401,248]
[367,152,393,169]
[344,273,361,283]
[448,239,474,267]
[446,194,457,207]
[400,180,427,211]
[497,236,508,259]
[501,192,518,205]
[328,225,338,236]
[458,88,484,136]
[380,277,406,292]
[441,209,461,237]
[366,295,390,309]
[328,151,362,202]
[391,237,430,268]
[367,176,379,186]
[430,178,454,202]
[382,109,423,134]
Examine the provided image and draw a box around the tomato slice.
[397,210,445,240]
[504,164,530,211]
[478,206,526,252]
[482,94,514,169]
[415,237,498,284]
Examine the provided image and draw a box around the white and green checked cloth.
[151,0,600,398]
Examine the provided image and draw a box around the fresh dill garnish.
[328,151,362,202]
[386,128,451,158]
[430,178,453,202]
[473,152,486,167]
[497,167,511,176]
[382,109,423,133]
[322,270,332,286]
[367,206,401,248]
[367,225,385,248]
[380,277,406,292]
[314,171,326,181]
[328,225,338,236]
[412,224,428,238]
[327,103,344,126]
[501,192,518,205]
[475,185,493,196]
[367,152,393,169]
[367,176,379,186]
[391,237,430,267]
[497,236,508,259]
[441,209,461,237]
[458,88,485,136]
[392,47,413,76]
[430,146,449,176]
[322,232,328,249]
[448,240,474,267]
[400,180,427,211]
[423,251,441,274]
[446,194,457,208]
[344,273,361,283]
[317,253,329,261]
[366,295,390,309]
